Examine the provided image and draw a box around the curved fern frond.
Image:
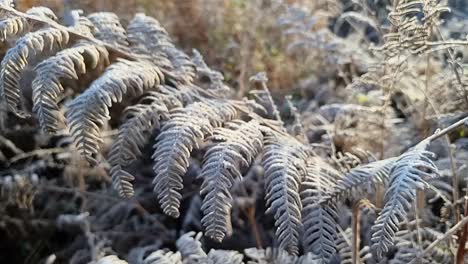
[175,232,208,263]
[152,100,239,217]
[146,84,200,108]
[301,157,341,262]
[0,27,70,112]
[32,41,109,133]
[66,59,164,165]
[88,12,128,47]
[143,251,182,264]
[191,49,228,92]
[110,85,200,198]
[0,6,57,41]
[262,132,308,255]
[127,13,195,82]
[327,157,397,202]
[109,101,169,198]
[0,15,28,41]
[25,7,57,21]
[371,140,440,258]
[200,119,263,242]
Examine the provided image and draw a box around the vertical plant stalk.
[420,54,431,130]
[246,206,263,249]
[352,201,361,264]
[415,190,424,264]
[456,197,468,264]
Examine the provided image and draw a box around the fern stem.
[455,197,468,264]
[426,115,468,143]
[414,191,424,264]
[352,201,361,264]
[246,206,263,249]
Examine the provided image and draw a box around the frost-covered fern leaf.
[244,247,321,264]
[301,157,341,262]
[109,101,169,198]
[127,13,195,83]
[0,14,28,41]
[207,249,244,264]
[32,41,109,133]
[175,232,209,264]
[146,84,200,108]
[66,10,95,36]
[262,132,308,255]
[25,7,58,21]
[191,49,228,92]
[95,255,128,264]
[0,6,58,41]
[66,59,164,165]
[88,12,128,47]
[200,119,263,242]
[152,100,239,217]
[143,250,182,264]
[0,27,69,112]
[371,140,440,258]
[327,157,397,202]
[244,248,296,264]
[110,84,201,198]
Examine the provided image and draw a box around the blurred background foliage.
[14,0,338,96]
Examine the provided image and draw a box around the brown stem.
[426,115,468,143]
[352,201,361,264]
[246,206,263,248]
[456,197,468,264]
[414,190,424,264]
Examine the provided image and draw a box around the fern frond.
[301,156,341,261]
[25,7,57,21]
[0,15,28,41]
[143,251,182,264]
[88,12,128,47]
[207,249,244,264]
[262,132,308,255]
[0,27,70,112]
[32,41,109,133]
[200,119,263,242]
[175,232,208,263]
[152,100,239,217]
[146,84,200,108]
[109,101,169,198]
[371,141,440,258]
[109,85,200,198]
[328,157,397,202]
[192,49,228,92]
[66,10,95,36]
[127,13,195,83]
[66,59,164,165]
[95,255,128,264]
